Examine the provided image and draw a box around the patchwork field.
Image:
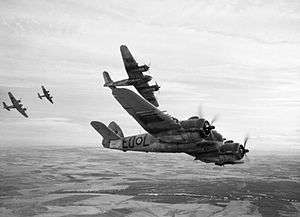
[0,146,299,217]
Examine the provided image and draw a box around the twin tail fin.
[90,121,122,142]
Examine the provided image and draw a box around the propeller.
[243,136,249,148]
[155,81,161,94]
[143,61,151,72]
[242,134,250,156]
[198,105,219,124]
[210,114,219,125]
[198,105,204,119]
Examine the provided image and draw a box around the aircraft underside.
[105,138,241,165]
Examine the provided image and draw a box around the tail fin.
[108,121,124,138]
[38,93,42,99]
[103,71,114,87]
[3,102,10,111]
[91,121,121,147]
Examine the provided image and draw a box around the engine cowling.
[139,64,149,72]
[142,84,160,92]
[132,65,150,73]
[181,117,215,136]
[218,142,249,163]
[219,143,239,154]
[142,75,152,83]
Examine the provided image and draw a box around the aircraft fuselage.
[102,132,245,165]
[105,75,152,87]
[103,133,209,153]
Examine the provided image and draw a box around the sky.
[0,0,299,153]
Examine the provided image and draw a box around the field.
[0,146,299,217]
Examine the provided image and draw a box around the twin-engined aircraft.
[91,87,249,166]
[3,86,54,118]
[38,85,53,104]
[3,92,28,118]
[103,45,160,107]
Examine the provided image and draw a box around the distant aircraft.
[91,88,249,166]
[103,45,160,107]
[3,92,28,118]
[38,86,53,104]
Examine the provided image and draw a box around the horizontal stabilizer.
[90,121,121,141]
[108,121,124,138]
[103,71,114,87]
[3,102,10,111]
[38,93,42,99]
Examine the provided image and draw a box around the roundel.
[136,137,143,145]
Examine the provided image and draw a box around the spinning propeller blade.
[198,105,204,119]
[211,114,219,124]
[243,134,250,155]
[243,135,249,148]
[198,105,219,124]
[155,82,161,94]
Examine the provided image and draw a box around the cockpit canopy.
[188,116,200,120]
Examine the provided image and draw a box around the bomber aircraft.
[91,87,249,166]
[38,85,53,104]
[103,45,160,107]
[3,92,28,118]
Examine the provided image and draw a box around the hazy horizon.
[1,0,300,154]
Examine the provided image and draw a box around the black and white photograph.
[0,1,299,216]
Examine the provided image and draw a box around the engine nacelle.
[131,64,150,73]
[139,64,149,72]
[142,75,152,83]
[141,84,160,92]
[181,118,214,136]
[194,140,249,166]
[181,117,204,129]
[219,143,239,153]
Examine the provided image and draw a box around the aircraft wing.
[112,88,180,134]
[134,83,159,107]
[8,92,17,104]
[16,107,28,118]
[47,96,53,104]
[42,85,47,93]
[45,92,53,104]
[120,45,144,79]
[45,94,53,104]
